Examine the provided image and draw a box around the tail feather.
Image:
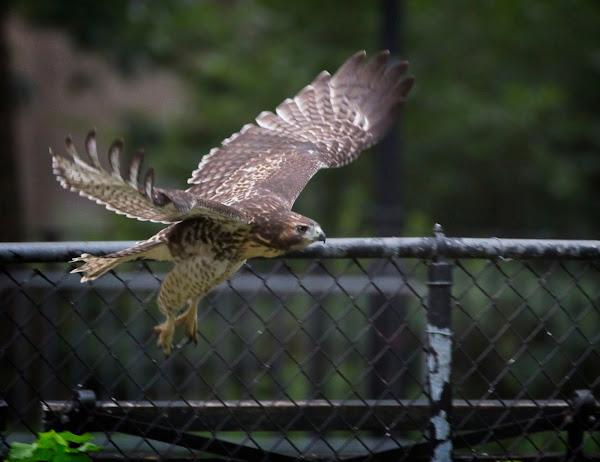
[71,253,128,281]
[71,234,172,281]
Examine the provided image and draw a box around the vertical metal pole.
[369,0,407,401]
[375,0,404,234]
[426,224,453,461]
[566,389,595,462]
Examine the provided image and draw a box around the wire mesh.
[452,258,600,457]
[1,238,599,461]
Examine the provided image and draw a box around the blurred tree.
[404,1,600,238]
[10,0,600,239]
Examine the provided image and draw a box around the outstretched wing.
[51,130,250,224]
[187,50,414,209]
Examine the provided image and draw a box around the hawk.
[51,50,414,355]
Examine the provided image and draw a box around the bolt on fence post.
[426,224,454,461]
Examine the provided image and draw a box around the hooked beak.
[317,230,326,243]
[308,225,326,243]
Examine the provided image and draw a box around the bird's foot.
[175,306,198,344]
[153,316,175,355]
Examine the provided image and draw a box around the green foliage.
[5,431,102,462]
[404,1,600,238]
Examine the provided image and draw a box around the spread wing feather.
[51,130,250,224]
[187,50,414,210]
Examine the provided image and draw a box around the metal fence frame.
[1,225,600,461]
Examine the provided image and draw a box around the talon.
[153,317,175,355]
[175,307,198,344]
[186,318,199,344]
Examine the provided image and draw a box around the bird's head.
[252,211,326,253]
[291,220,327,248]
[280,212,326,251]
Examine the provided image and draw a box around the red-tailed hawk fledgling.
[50,51,414,355]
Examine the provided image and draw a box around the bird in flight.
[51,50,414,355]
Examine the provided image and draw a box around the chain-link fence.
[1,228,599,461]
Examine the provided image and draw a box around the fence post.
[566,389,597,462]
[426,224,453,461]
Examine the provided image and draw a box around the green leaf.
[7,442,36,461]
[76,442,102,453]
[31,447,54,461]
[6,432,101,462]
[52,433,69,448]
[58,432,94,445]
[36,430,65,448]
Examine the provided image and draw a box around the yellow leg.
[153,315,175,355]
[154,258,244,356]
[175,297,199,344]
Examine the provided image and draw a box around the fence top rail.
[1,236,600,263]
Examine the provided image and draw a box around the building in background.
[7,14,187,240]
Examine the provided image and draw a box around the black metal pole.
[566,389,596,462]
[4,238,600,262]
[425,225,453,461]
[368,0,407,402]
[374,0,403,236]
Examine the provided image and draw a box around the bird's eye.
[295,225,309,234]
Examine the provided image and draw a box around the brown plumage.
[50,50,414,355]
